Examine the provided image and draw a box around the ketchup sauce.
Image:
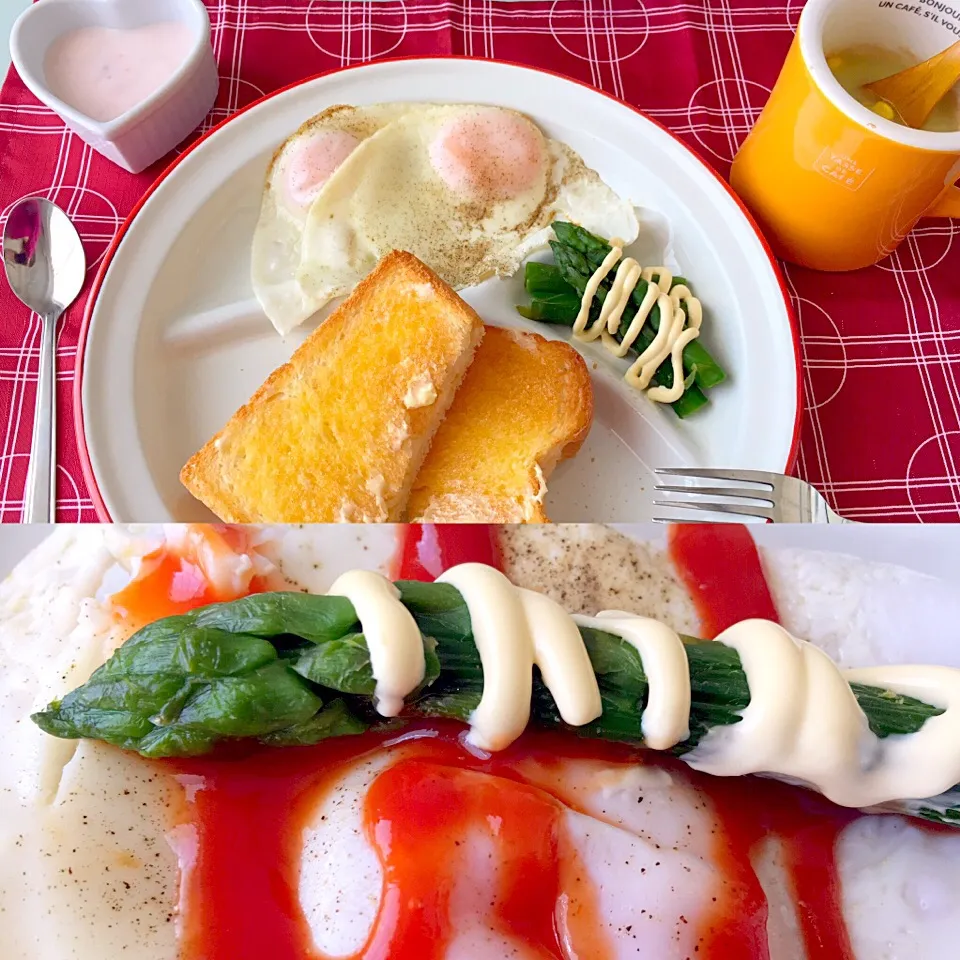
[667,523,780,637]
[172,727,669,960]
[393,523,502,581]
[669,523,854,960]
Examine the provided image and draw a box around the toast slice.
[406,326,593,523]
[180,251,484,522]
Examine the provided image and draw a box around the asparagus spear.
[521,261,708,419]
[549,222,726,391]
[554,226,726,391]
[517,223,726,416]
[31,585,960,826]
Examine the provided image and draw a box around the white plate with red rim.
[75,57,801,523]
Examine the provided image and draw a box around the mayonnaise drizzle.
[334,566,960,808]
[437,564,602,751]
[841,666,960,804]
[573,239,703,404]
[684,622,960,807]
[575,612,691,750]
[326,570,424,717]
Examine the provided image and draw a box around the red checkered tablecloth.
[1,0,958,523]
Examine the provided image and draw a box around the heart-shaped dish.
[10,0,218,174]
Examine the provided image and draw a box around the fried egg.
[5,524,960,959]
[298,750,739,959]
[252,103,639,335]
[251,103,427,335]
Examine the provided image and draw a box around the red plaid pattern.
[1,0,958,522]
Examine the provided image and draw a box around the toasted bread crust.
[181,251,484,522]
[406,326,594,523]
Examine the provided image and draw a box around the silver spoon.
[3,198,85,523]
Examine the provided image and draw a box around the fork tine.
[651,499,773,520]
[653,483,776,503]
[653,467,777,488]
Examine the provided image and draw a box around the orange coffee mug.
[730,0,960,272]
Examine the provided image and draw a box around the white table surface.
[2,1,31,76]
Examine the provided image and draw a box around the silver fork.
[652,467,852,523]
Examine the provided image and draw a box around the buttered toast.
[407,326,593,522]
[180,251,483,522]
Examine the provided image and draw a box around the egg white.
[2,524,960,958]
[297,105,639,322]
[0,528,180,959]
[252,103,639,336]
[298,749,728,959]
[251,103,429,336]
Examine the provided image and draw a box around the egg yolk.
[282,129,360,212]
[428,108,545,201]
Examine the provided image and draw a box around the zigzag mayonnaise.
[329,563,960,808]
[573,239,702,404]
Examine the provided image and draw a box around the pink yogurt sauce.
[44,22,194,123]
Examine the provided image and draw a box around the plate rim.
[73,54,803,522]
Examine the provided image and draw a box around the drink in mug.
[730,0,960,271]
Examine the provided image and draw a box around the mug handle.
[926,183,960,218]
